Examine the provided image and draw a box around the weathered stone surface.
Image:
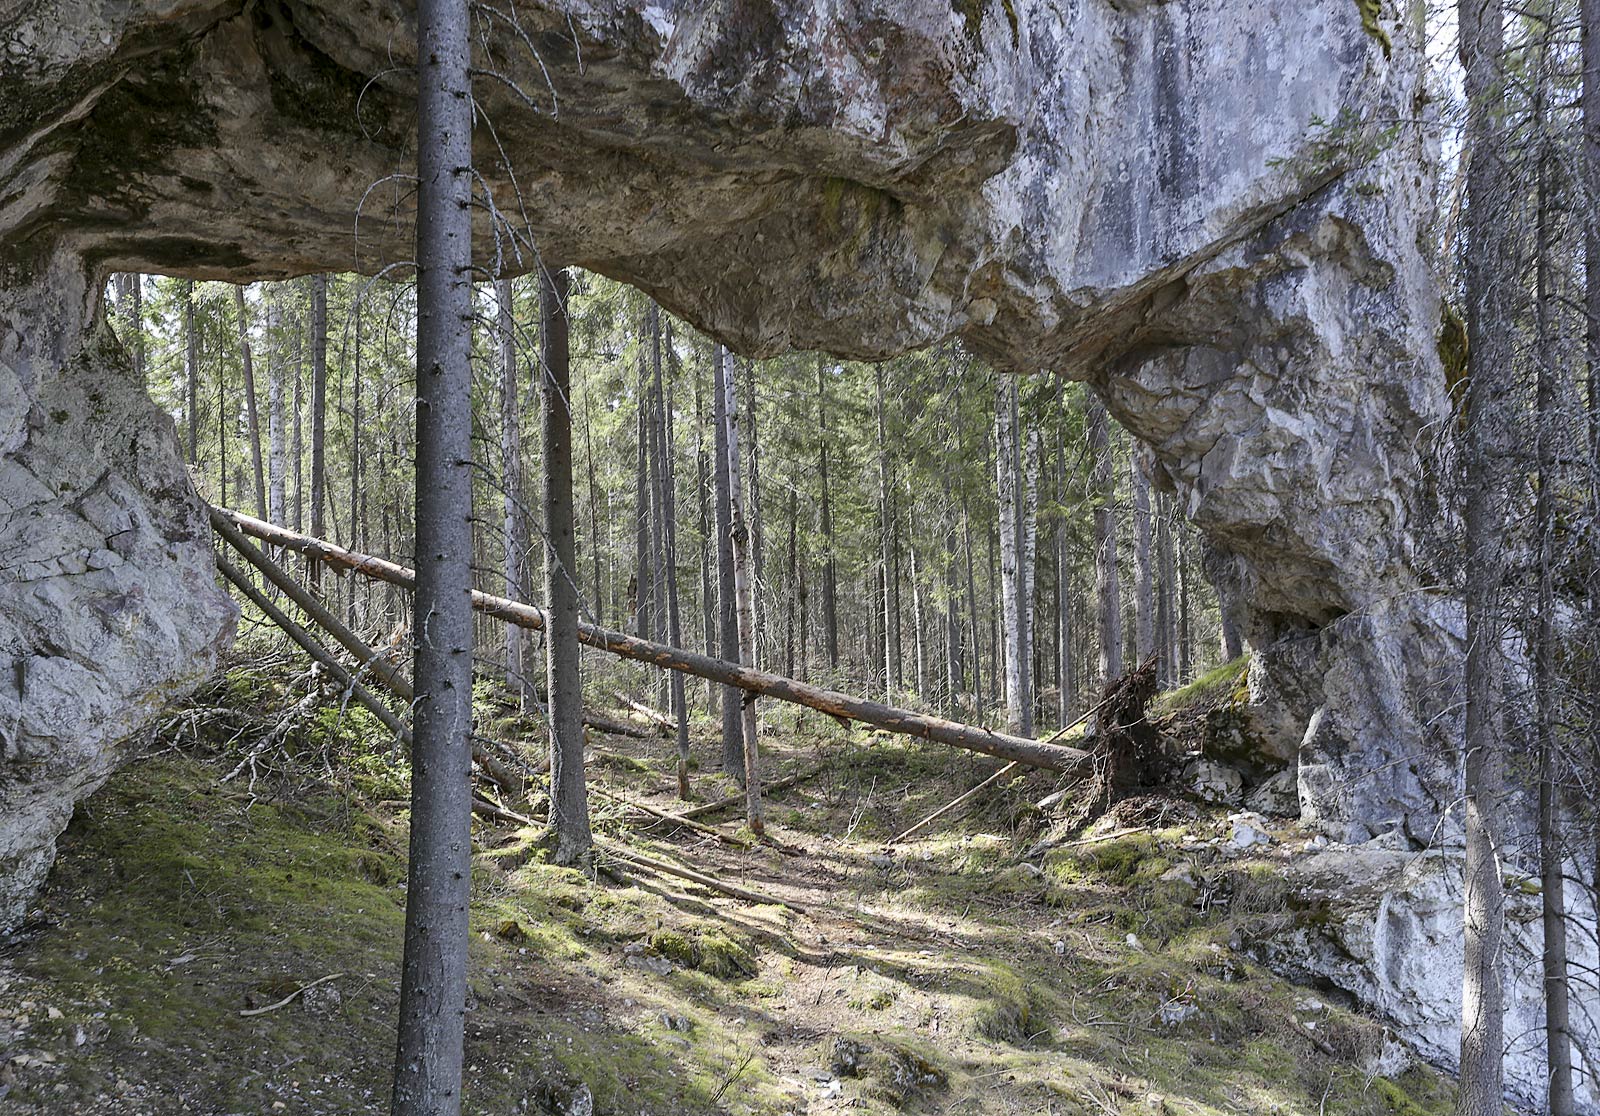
[0,245,235,927]
[1257,846,1599,1114]
[0,1,1492,1089]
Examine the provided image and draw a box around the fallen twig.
[239,972,344,1017]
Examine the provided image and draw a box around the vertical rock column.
[0,245,235,929]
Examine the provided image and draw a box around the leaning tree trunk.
[712,344,744,779]
[391,0,475,1110]
[724,350,764,834]
[1087,398,1123,689]
[234,284,268,522]
[541,265,591,866]
[1458,0,1510,1110]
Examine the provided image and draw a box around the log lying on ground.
[612,691,674,734]
[211,506,1089,772]
[678,767,821,819]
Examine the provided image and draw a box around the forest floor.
[0,647,1458,1116]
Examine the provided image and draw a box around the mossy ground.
[0,646,1455,1115]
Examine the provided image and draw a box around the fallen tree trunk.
[214,511,529,795]
[211,506,1089,772]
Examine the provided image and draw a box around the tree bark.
[392,1,474,1109]
[541,265,591,865]
[233,285,268,522]
[181,279,198,465]
[712,345,744,778]
[724,350,764,834]
[1458,0,1509,1109]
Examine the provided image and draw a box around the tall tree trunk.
[651,305,691,798]
[310,274,328,586]
[996,378,1034,734]
[349,300,364,624]
[963,496,982,717]
[267,300,286,526]
[945,506,964,717]
[183,279,198,465]
[1020,417,1037,735]
[695,356,717,715]
[634,336,654,640]
[996,379,1021,727]
[1534,79,1576,1116]
[910,544,926,698]
[1156,490,1176,687]
[392,2,474,1108]
[292,293,304,533]
[541,265,591,864]
[784,486,798,680]
[1130,442,1155,663]
[723,350,764,833]
[498,278,535,707]
[1088,399,1123,688]
[745,361,766,658]
[1586,0,1600,462]
[583,385,605,626]
[234,285,268,521]
[876,364,900,697]
[818,357,839,669]
[712,345,744,778]
[1458,0,1509,1109]
[1177,522,1191,682]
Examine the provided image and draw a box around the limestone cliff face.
[0,0,1490,1095]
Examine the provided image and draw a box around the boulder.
[1255,846,1599,1114]
[1182,758,1244,806]
[1244,769,1300,818]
